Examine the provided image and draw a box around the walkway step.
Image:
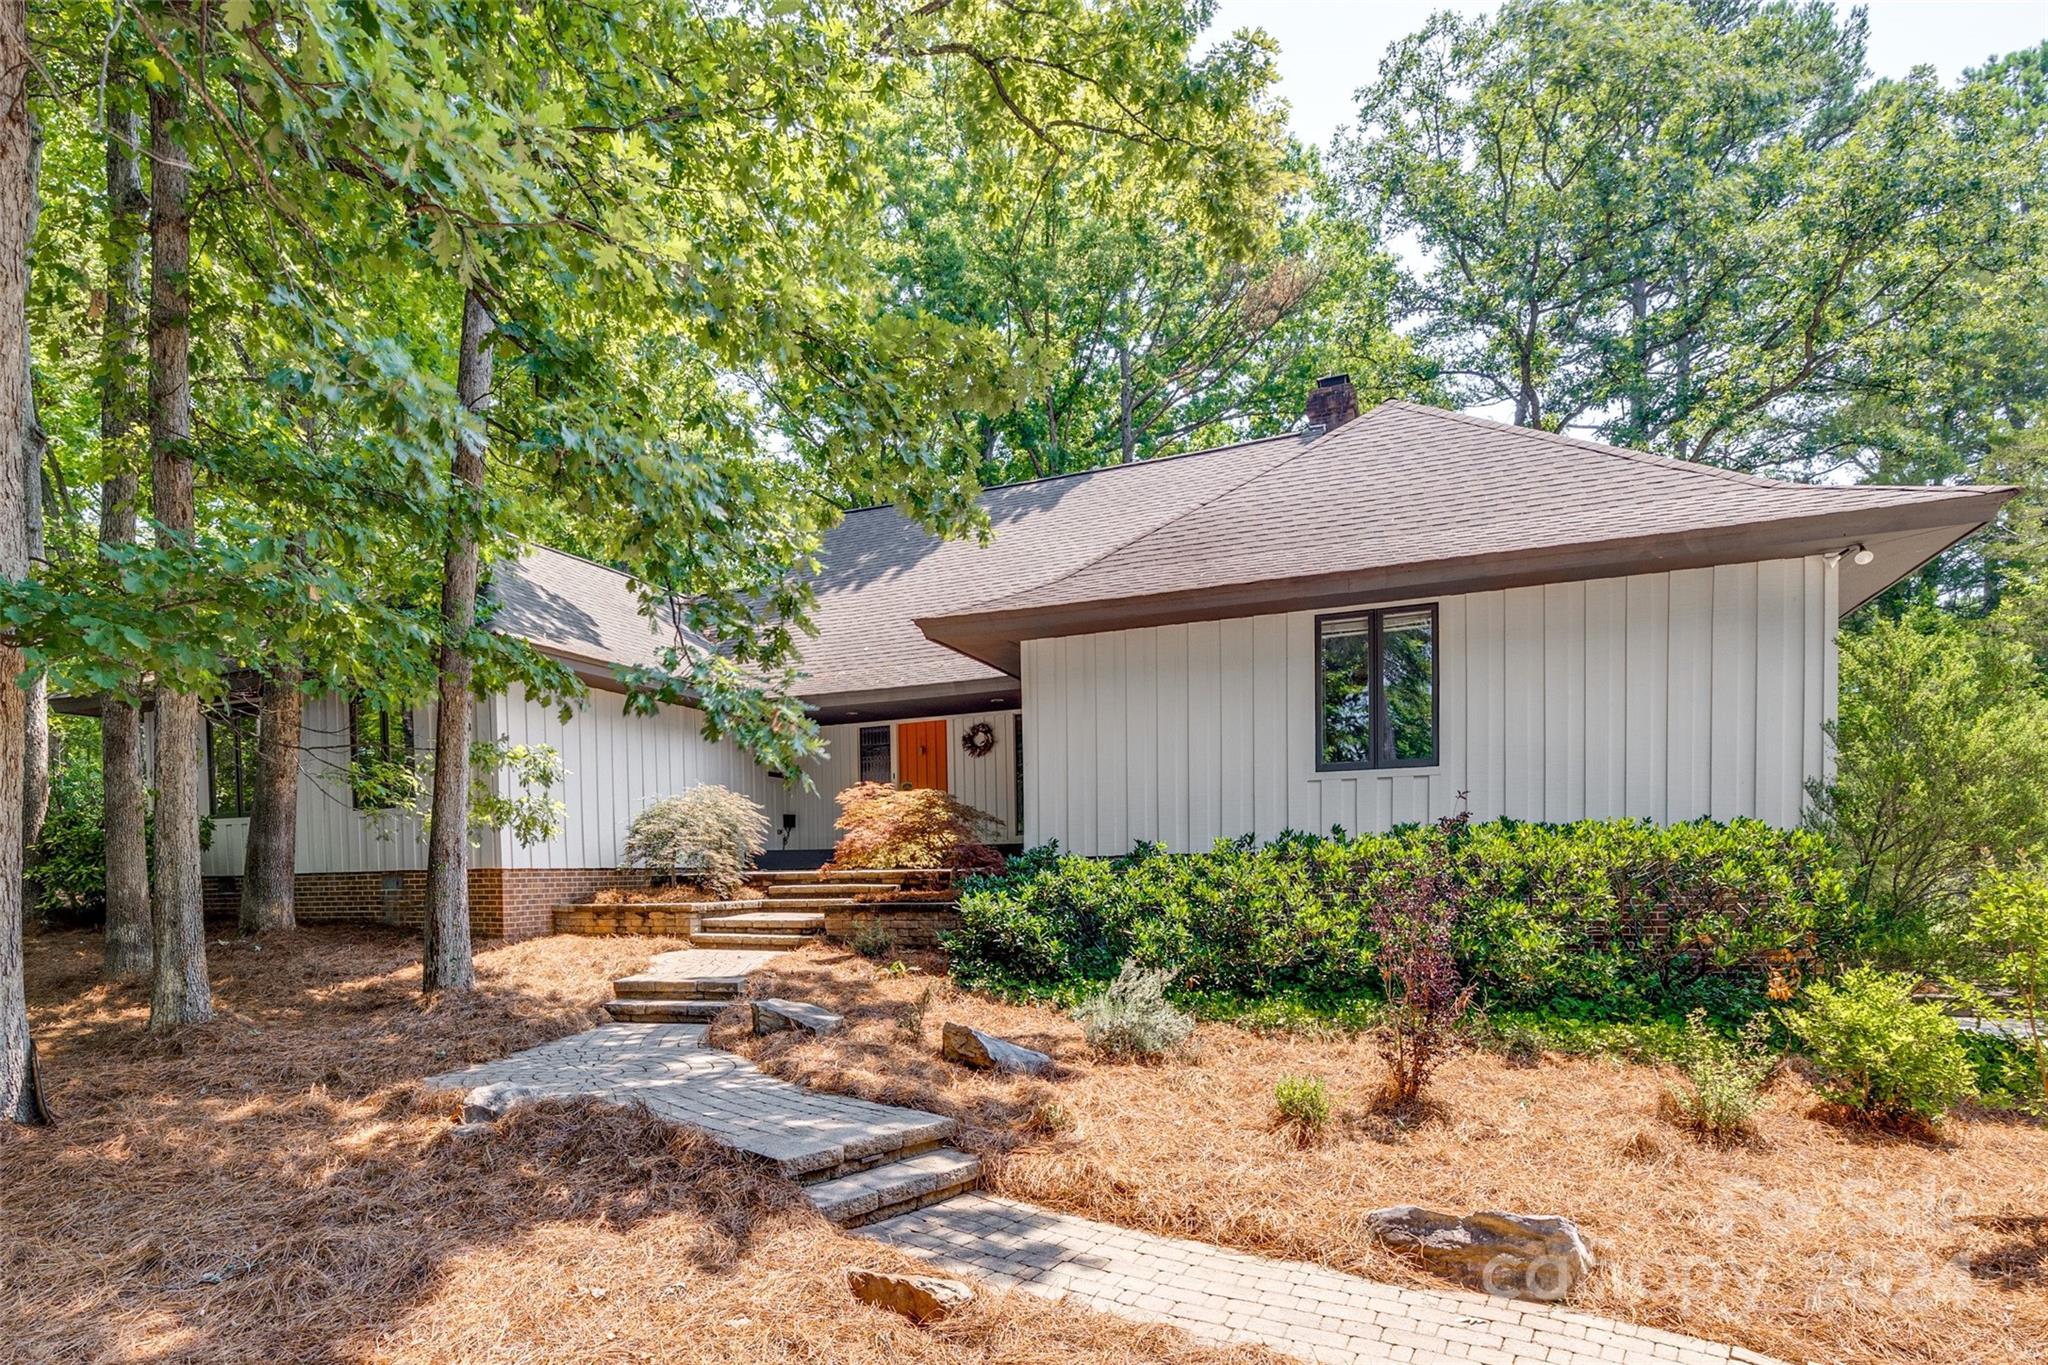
[427,1023,957,1178]
[766,882,892,898]
[690,932,810,950]
[730,896,862,911]
[805,1146,982,1226]
[612,975,745,1000]
[604,997,727,1023]
[698,911,826,931]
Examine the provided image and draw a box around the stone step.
[765,881,893,898]
[698,911,827,931]
[690,932,809,950]
[612,975,746,1001]
[604,997,728,1023]
[803,1146,983,1226]
[736,896,864,911]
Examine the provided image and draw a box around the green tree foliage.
[1808,612,2048,959]
[1956,856,2048,1107]
[1342,1,2045,482]
[874,13,1427,479]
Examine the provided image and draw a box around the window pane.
[1318,616,1374,766]
[1381,608,1436,763]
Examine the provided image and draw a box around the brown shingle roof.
[918,402,2015,672]
[489,546,698,676]
[795,433,1304,700]
[490,432,1305,699]
[495,403,2012,697]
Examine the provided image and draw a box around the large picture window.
[206,703,259,819]
[1315,605,1438,770]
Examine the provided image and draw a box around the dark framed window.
[205,703,259,818]
[349,699,415,810]
[857,724,892,784]
[1315,605,1438,771]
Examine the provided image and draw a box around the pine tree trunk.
[1,0,50,1124]
[17,99,44,926]
[422,289,492,993]
[145,81,209,1033]
[238,666,300,933]
[100,86,150,978]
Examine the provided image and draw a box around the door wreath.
[960,721,997,757]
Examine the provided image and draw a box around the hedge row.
[948,819,1853,1018]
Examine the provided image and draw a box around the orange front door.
[897,720,948,791]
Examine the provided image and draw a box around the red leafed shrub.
[1370,813,1477,1108]
[827,782,1003,873]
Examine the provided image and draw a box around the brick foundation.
[201,867,659,941]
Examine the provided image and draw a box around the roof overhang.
[798,676,1021,726]
[916,491,2017,676]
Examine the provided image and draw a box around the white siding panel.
[1218,618,1255,840]
[1503,586,1545,820]
[1025,559,1834,855]
[1710,563,1759,820]
[1187,621,1223,848]
[1155,624,1190,853]
[1624,574,1668,822]
[1541,582,1586,820]
[1665,568,1715,821]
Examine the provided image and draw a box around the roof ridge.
[1374,400,1809,492]
[949,408,1388,616]
[836,431,1306,517]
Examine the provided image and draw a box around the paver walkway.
[866,1195,1782,1365]
[432,954,1777,1365]
[427,1023,952,1176]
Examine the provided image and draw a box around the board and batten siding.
[200,693,440,877]
[485,687,1020,868]
[1022,557,1839,856]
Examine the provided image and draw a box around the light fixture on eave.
[1825,543,1876,567]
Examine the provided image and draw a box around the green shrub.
[622,785,767,896]
[1786,967,1976,1125]
[1071,960,1195,1059]
[1662,1010,1776,1143]
[950,818,1846,1020]
[851,921,897,960]
[1273,1075,1331,1135]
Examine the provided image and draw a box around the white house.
[193,384,2013,937]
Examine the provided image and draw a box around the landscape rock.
[845,1267,974,1324]
[461,1081,550,1123]
[752,998,844,1037]
[941,1021,1054,1077]
[1364,1205,1594,1301]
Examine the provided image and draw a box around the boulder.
[461,1081,550,1124]
[1364,1205,1594,1301]
[752,998,844,1037]
[846,1267,974,1324]
[941,1021,1054,1077]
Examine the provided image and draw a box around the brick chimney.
[1304,373,1359,435]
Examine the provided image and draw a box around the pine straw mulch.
[714,944,2048,1365]
[2,925,1282,1365]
